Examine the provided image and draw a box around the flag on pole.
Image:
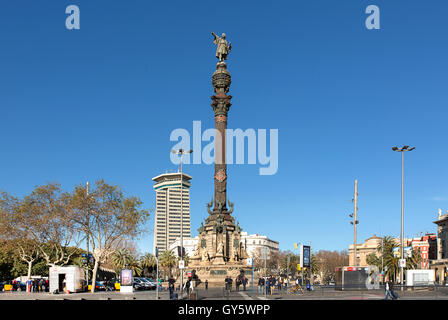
[293,243,298,250]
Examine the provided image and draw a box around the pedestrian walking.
[258,277,265,294]
[33,279,38,293]
[183,278,191,296]
[168,277,175,299]
[384,280,393,300]
[270,276,276,295]
[158,277,163,291]
[26,279,32,293]
[39,279,45,292]
[266,277,271,295]
[242,277,247,291]
[205,279,208,290]
[389,281,398,300]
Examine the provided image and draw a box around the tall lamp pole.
[392,145,415,290]
[171,148,192,299]
[349,180,359,266]
[86,182,90,289]
[155,247,159,300]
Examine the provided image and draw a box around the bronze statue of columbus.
[212,32,232,61]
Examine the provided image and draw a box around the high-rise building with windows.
[152,172,192,254]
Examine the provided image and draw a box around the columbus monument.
[188,32,251,285]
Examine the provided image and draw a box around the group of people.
[167,276,199,299]
[25,278,48,293]
[235,276,248,291]
[258,275,292,295]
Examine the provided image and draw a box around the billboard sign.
[404,247,412,258]
[302,245,311,267]
[392,247,400,258]
[121,269,133,286]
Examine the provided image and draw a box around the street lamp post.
[155,247,159,300]
[86,182,90,288]
[171,148,192,300]
[392,145,415,291]
[349,180,359,266]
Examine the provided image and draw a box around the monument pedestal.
[189,264,253,288]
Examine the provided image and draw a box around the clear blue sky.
[1,0,447,255]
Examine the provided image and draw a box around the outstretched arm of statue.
[211,32,218,40]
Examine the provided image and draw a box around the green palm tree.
[376,236,400,282]
[310,254,320,277]
[159,250,176,277]
[140,253,156,276]
[374,236,422,283]
[126,255,143,277]
[112,248,132,272]
[140,253,156,269]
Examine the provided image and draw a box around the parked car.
[88,281,106,291]
[2,280,25,291]
[110,278,120,291]
[139,278,156,290]
[133,279,145,291]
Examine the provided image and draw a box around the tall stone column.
[210,61,232,217]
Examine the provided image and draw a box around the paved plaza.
[2,286,448,300]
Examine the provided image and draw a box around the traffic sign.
[179,260,185,269]
[399,259,406,268]
[261,247,269,260]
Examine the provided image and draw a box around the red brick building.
[406,234,437,269]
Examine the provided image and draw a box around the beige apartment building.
[430,209,448,284]
[348,235,383,266]
[152,172,192,255]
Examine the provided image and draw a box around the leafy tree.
[70,179,150,292]
[0,192,40,279]
[314,250,349,284]
[17,183,83,267]
[278,250,300,277]
[0,240,17,280]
